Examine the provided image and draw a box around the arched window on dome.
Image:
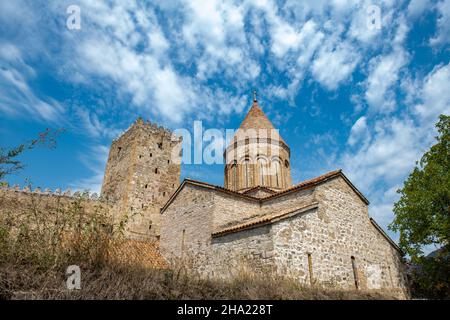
[257,157,267,186]
[243,158,251,188]
[273,160,282,188]
[231,161,237,190]
[285,160,290,168]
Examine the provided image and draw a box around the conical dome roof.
[231,98,286,145]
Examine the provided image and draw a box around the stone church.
[100,96,408,295]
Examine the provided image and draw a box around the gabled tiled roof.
[260,170,369,204]
[160,169,369,213]
[212,202,319,237]
[242,185,278,195]
[160,179,259,213]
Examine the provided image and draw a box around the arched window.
[243,158,251,188]
[232,161,237,190]
[285,160,290,168]
[258,158,267,186]
[273,160,281,188]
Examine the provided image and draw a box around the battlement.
[112,117,182,145]
[0,183,104,202]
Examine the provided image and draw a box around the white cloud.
[0,44,63,122]
[348,116,369,146]
[415,62,450,120]
[365,50,408,113]
[70,145,110,193]
[430,0,450,46]
[348,3,382,44]
[342,61,450,232]
[311,39,360,90]
[74,107,122,139]
[342,116,422,197]
[407,0,431,19]
[270,19,302,57]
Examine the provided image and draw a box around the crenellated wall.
[0,183,103,200]
[0,185,112,235]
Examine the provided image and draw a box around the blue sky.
[0,0,449,246]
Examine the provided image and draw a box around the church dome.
[224,93,292,192]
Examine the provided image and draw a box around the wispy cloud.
[69,144,109,193]
[0,43,64,122]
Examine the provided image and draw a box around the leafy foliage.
[390,114,450,299]
[390,114,449,259]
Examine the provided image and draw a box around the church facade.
[101,97,409,296]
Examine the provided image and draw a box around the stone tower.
[224,95,292,192]
[101,117,181,240]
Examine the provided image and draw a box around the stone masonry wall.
[0,186,111,230]
[159,175,408,297]
[101,118,181,241]
[159,184,215,273]
[211,192,260,229]
[0,187,170,270]
[210,225,275,278]
[271,176,408,296]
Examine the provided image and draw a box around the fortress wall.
[0,186,106,208]
[0,186,111,233]
[0,187,170,269]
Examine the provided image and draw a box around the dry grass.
[0,262,400,300]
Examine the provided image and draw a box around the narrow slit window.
[181,229,186,255]
[307,253,313,285]
[351,256,359,289]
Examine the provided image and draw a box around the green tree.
[0,128,65,181]
[389,114,450,298]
